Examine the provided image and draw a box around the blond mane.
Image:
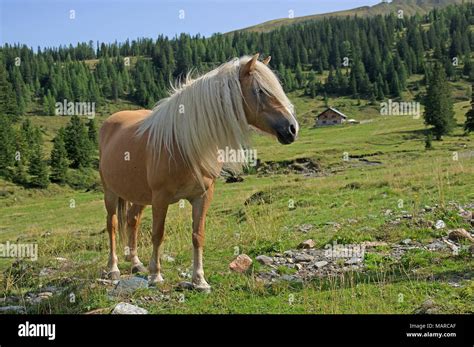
[136,56,292,188]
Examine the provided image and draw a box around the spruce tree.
[28,130,49,188]
[0,115,16,177]
[64,115,92,168]
[50,128,69,184]
[464,87,474,134]
[423,63,455,140]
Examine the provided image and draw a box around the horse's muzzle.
[276,120,297,145]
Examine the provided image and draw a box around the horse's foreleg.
[149,192,169,285]
[126,203,147,273]
[104,190,120,280]
[190,182,215,292]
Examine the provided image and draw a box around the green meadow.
[1,88,473,314]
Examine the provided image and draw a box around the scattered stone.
[163,255,175,263]
[325,222,342,230]
[54,257,68,262]
[85,308,111,314]
[448,228,474,243]
[110,276,148,296]
[414,299,438,314]
[0,306,25,314]
[384,209,393,216]
[294,254,314,263]
[256,255,273,266]
[298,239,315,249]
[345,258,363,265]
[39,268,55,277]
[179,270,192,279]
[295,263,303,270]
[177,281,195,290]
[426,240,448,251]
[297,224,314,233]
[112,302,148,315]
[314,261,328,268]
[458,210,472,222]
[401,239,412,245]
[229,254,252,273]
[434,220,446,230]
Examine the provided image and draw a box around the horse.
[99,53,299,292]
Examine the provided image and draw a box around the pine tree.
[423,63,455,140]
[28,130,49,188]
[0,115,16,177]
[50,128,69,184]
[86,118,98,147]
[464,87,474,134]
[64,115,92,168]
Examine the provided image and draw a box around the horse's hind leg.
[104,189,120,280]
[125,203,147,273]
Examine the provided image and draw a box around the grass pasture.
[1,92,473,314]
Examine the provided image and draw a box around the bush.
[66,167,100,190]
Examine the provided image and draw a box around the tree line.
[0,3,473,115]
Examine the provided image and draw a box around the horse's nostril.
[289,124,296,136]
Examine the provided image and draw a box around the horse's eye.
[255,88,264,95]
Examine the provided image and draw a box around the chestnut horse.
[99,54,299,292]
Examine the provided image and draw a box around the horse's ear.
[241,53,259,76]
[263,56,271,65]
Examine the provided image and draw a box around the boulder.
[229,254,252,273]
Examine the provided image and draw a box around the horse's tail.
[117,197,129,247]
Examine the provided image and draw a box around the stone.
[426,240,448,251]
[256,255,273,266]
[414,299,438,314]
[297,224,314,233]
[177,281,195,290]
[345,257,363,265]
[298,239,315,249]
[448,228,474,243]
[401,238,412,245]
[314,261,328,268]
[163,255,175,263]
[295,263,303,270]
[434,220,446,230]
[111,276,148,296]
[458,210,472,222]
[112,302,148,315]
[229,254,252,273]
[294,254,314,263]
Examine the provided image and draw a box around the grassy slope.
[233,0,465,34]
[1,79,473,314]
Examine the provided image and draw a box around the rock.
[0,305,25,314]
[111,276,148,296]
[256,255,273,266]
[401,238,412,245]
[39,268,55,277]
[448,228,474,243]
[298,239,315,249]
[112,302,148,315]
[297,224,314,233]
[434,220,446,230]
[384,209,393,216]
[458,210,472,222]
[414,299,438,314]
[177,281,195,290]
[294,254,314,263]
[38,291,53,299]
[345,258,363,265]
[229,254,252,273]
[314,261,328,268]
[295,263,303,271]
[426,240,448,251]
[163,255,175,263]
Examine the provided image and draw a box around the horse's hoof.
[108,271,121,280]
[148,274,164,286]
[131,263,148,274]
[193,282,211,293]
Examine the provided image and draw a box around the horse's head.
[239,54,299,145]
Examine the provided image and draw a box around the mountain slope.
[234,0,465,33]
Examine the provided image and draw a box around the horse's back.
[99,110,153,204]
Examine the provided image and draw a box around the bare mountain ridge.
[233,0,466,33]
